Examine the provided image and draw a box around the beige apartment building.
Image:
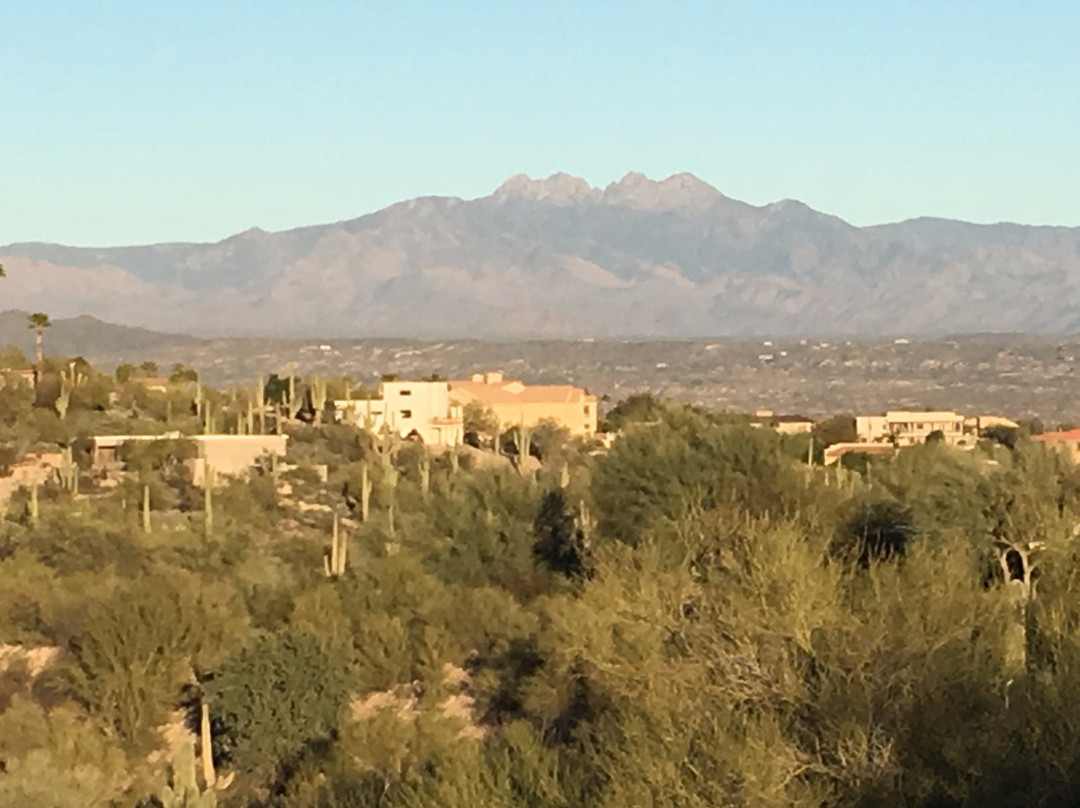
[334,380,464,446]
[856,411,969,447]
[448,371,598,436]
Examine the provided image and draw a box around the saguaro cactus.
[577,500,595,547]
[200,701,216,788]
[204,464,215,536]
[323,512,348,577]
[59,446,78,492]
[255,376,266,434]
[142,484,152,534]
[419,451,430,499]
[310,376,328,425]
[28,482,39,526]
[55,367,74,420]
[383,460,399,536]
[159,738,233,808]
[360,463,372,523]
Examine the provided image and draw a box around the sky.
[2,1,1079,246]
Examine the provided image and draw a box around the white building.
[856,411,968,447]
[335,380,464,446]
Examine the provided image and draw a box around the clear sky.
[2,1,1078,246]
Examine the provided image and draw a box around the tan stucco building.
[1034,429,1080,462]
[91,433,288,486]
[856,411,970,447]
[334,380,464,446]
[448,371,598,436]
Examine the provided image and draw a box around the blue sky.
[2,1,1078,245]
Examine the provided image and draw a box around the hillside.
[0,310,200,361]
[3,172,1080,338]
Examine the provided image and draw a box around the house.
[448,371,598,436]
[334,380,464,446]
[1034,429,1080,463]
[856,411,969,447]
[90,433,288,486]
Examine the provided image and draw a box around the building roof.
[449,378,596,405]
[1035,429,1080,442]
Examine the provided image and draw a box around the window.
[400,389,412,396]
[400,409,413,419]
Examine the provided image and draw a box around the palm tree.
[27,312,51,374]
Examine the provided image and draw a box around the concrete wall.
[335,381,464,446]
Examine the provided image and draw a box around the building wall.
[335,381,463,446]
[484,400,597,436]
[449,378,598,437]
[195,435,289,485]
[856,411,967,447]
[91,434,287,486]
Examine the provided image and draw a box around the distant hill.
[0,310,200,361]
[3,172,1080,338]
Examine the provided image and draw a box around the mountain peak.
[493,172,599,205]
[602,171,726,210]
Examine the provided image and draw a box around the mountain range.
[3,172,1080,338]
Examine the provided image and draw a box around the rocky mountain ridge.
[3,172,1079,338]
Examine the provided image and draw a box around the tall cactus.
[255,376,266,434]
[55,362,78,419]
[203,464,214,536]
[310,376,328,425]
[383,459,399,536]
[516,425,532,462]
[200,701,216,788]
[142,484,152,534]
[323,512,348,577]
[577,500,595,547]
[419,451,430,499]
[28,481,39,526]
[360,463,372,523]
[59,446,78,492]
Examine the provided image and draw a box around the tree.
[169,363,199,384]
[207,629,349,778]
[533,489,592,580]
[27,312,51,372]
[463,400,500,449]
[813,413,857,447]
[0,261,5,277]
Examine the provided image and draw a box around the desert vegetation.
[3,349,1080,807]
